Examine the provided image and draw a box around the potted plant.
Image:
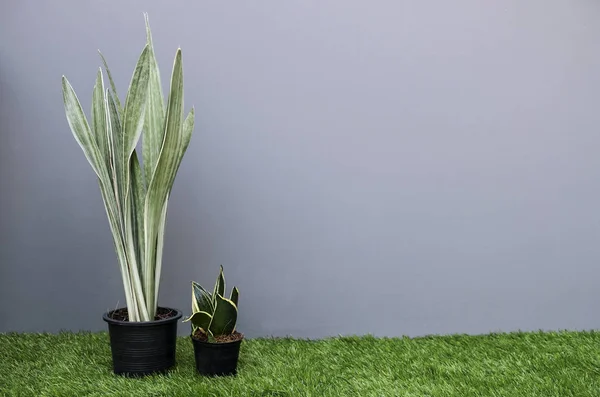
[184,266,243,376]
[61,14,194,376]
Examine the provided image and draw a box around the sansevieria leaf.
[105,88,149,322]
[213,265,225,303]
[122,45,151,166]
[192,282,214,314]
[230,286,239,306]
[91,69,109,169]
[129,150,145,275]
[98,51,123,116]
[142,13,166,185]
[120,45,151,311]
[180,108,195,168]
[209,293,238,335]
[152,194,169,311]
[62,77,107,180]
[186,311,213,334]
[106,90,125,230]
[143,48,186,317]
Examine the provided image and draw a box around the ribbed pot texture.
[103,307,182,376]
[191,336,242,376]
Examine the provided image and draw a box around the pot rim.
[190,334,244,346]
[103,306,183,327]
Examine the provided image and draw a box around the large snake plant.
[62,14,194,321]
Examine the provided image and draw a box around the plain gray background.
[1,0,600,338]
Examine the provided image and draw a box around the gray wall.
[2,0,600,338]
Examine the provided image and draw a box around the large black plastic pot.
[191,336,243,376]
[102,307,182,376]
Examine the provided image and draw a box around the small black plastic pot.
[102,307,182,376]
[191,336,243,376]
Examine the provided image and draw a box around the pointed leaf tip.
[144,13,153,45]
[230,286,239,306]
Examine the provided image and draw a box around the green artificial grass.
[1,331,599,396]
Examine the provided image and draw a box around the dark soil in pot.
[103,307,182,376]
[191,329,244,376]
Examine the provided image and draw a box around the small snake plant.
[61,14,194,321]
[185,266,239,340]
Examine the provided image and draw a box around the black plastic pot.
[102,307,182,376]
[191,336,243,376]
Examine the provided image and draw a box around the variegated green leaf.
[98,181,139,320]
[129,151,145,274]
[213,265,225,303]
[91,69,109,168]
[152,194,169,311]
[179,107,195,170]
[106,90,126,229]
[105,93,150,322]
[230,286,239,306]
[142,13,166,184]
[209,293,238,335]
[122,45,150,165]
[143,48,186,316]
[185,311,213,333]
[62,76,105,179]
[192,281,214,313]
[119,46,151,313]
[98,51,123,116]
